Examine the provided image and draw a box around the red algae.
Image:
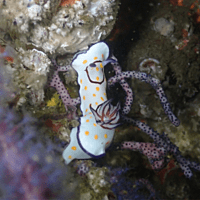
[60,0,80,6]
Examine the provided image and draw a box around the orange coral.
[45,119,63,133]
[156,159,183,184]
[0,46,5,54]
[0,45,14,63]
[170,0,184,6]
[182,29,188,38]
[60,0,80,6]
[190,0,200,23]
[197,15,200,23]
[190,0,198,10]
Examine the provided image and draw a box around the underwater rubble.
[0,0,200,199]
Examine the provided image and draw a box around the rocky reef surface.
[1,0,200,199]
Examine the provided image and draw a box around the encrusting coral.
[0,0,119,54]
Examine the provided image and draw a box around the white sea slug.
[62,42,120,164]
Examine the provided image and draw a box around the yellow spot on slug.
[84,86,87,90]
[96,67,99,71]
[83,96,86,100]
[89,112,92,114]
[104,134,108,139]
[95,102,98,105]
[104,93,106,96]
[94,134,98,140]
[68,155,72,159]
[93,94,96,97]
[94,56,98,60]
[85,108,88,112]
[96,76,99,81]
[93,123,96,127]
[101,97,104,101]
[83,60,87,64]
[96,87,99,91]
[80,79,83,84]
[85,131,89,136]
[100,63,103,68]
[86,119,89,122]
[90,116,92,118]
[71,146,77,150]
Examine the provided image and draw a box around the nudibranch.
[62,42,120,164]
[50,42,200,179]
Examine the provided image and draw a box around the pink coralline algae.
[121,142,168,170]
[50,59,80,118]
[121,116,200,178]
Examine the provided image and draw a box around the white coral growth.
[1,0,119,54]
[18,48,51,90]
